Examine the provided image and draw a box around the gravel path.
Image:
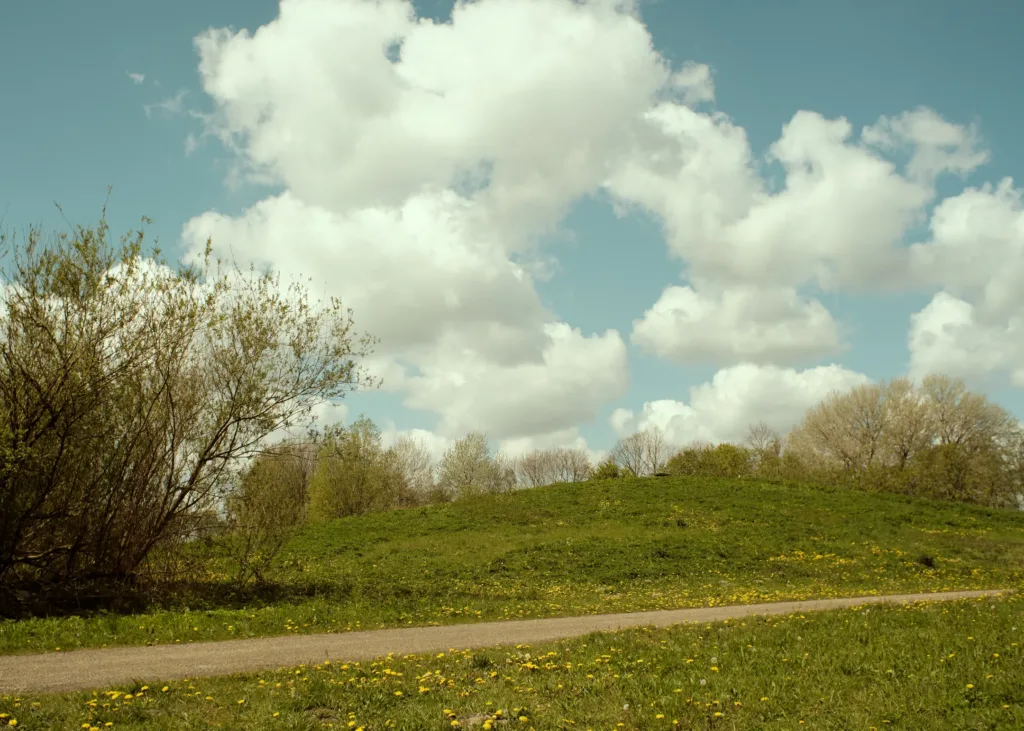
[0,588,1009,694]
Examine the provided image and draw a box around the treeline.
[603,375,1024,511]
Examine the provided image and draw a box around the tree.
[666,442,752,478]
[515,447,592,487]
[223,438,315,585]
[612,427,669,477]
[388,435,436,506]
[307,417,399,520]
[920,374,1017,452]
[785,374,1024,508]
[548,447,592,483]
[880,377,933,469]
[515,449,553,488]
[0,209,377,608]
[744,422,782,475]
[437,433,514,499]
[786,384,889,473]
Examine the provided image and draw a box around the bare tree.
[787,384,889,472]
[612,427,669,477]
[613,431,647,476]
[515,449,553,488]
[745,421,782,456]
[516,447,592,487]
[920,374,1017,452]
[785,373,1024,508]
[744,421,782,473]
[880,377,933,469]
[549,447,592,483]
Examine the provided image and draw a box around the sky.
[2,0,1023,463]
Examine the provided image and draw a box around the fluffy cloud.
[183,0,710,442]
[379,425,452,464]
[631,284,843,365]
[861,106,988,184]
[180,0,1019,454]
[908,292,1024,386]
[610,363,871,445]
[605,107,980,291]
[911,178,1024,319]
[402,323,628,440]
[907,177,1024,385]
[183,191,549,357]
[497,427,608,466]
[608,104,987,373]
[192,0,699,231]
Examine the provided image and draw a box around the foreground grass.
[2,592,1020,730]
[2,476,1023,656]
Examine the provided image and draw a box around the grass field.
[1,475,1023,656]
[1,592,1020,729]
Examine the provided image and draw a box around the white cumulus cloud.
[907,177,1024,385]
[178,0,1019,453]
[610,364,871,445]
[631,284,843,365]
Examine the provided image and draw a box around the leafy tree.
[307,417,399,520]
[223,438,315,585]
[666,442,752,479]
[590,458,621,480]
[437,433,515,499]
[388,435,436,506]
[0,208,376,609]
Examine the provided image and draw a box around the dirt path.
[0,589,1009,694]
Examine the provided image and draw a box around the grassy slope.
[1,476,1023,655]
[3,593,1021,729]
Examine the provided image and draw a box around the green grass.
[2,476,1023,656]
[3,592,1021,729]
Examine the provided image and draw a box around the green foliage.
[307,417,400,521]
[591,458,621,480]
[666,443,753,479]
[1,474,1021,655]
[220,439,315,585]
[437,432,515,499]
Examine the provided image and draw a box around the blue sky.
[2,0,1023,459]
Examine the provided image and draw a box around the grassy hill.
[1,475,1023,655]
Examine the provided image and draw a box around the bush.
[0,208,376,614]
[221,439,315,585]
[666,443,753,479]
[591,458,621,480]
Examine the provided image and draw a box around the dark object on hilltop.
[654,472,671,478]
